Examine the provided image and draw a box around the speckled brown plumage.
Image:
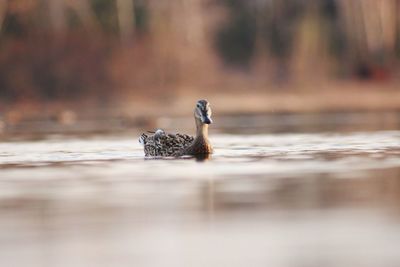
[139,99,213,157]
[140,131,194,157]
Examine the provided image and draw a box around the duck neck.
[183,117,212,156]
[195,119,208,141]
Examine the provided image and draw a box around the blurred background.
[1,1,400,267]
[0,0,400,130]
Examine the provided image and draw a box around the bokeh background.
[1,0,400,130]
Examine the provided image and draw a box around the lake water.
[1,113,400,267]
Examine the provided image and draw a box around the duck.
[139,99,213,157]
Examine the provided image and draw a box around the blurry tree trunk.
[0,0,7,33]
[181,0,205,47]
[179,0,208,71]
[338,0,367,59]
[49,0,99,34]
[292,6,329,82]
[378,0,397,55]
[341,0,397,58]
[67,0,99,31]
[361,0,384,54]
[116,0,135,41]
[396,0,400,56]
[147,1,180,87]
[49,0,67,33]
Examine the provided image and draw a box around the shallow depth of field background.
[1,1,400,267]
[0,0,400,121]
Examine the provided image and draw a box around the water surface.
[1,117,400,267]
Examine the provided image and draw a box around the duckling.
[139,99,213,157]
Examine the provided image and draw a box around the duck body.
[140,130,194,157]
[139,100,213,157]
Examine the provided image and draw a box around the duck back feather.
[140,130,194,157]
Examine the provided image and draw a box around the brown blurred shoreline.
[4,81,400,115]
[0,81,399,137]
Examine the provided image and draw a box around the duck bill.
[201,115,213,124]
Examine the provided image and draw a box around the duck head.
[194,99,212,125]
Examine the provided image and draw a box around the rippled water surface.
[1,118,400,267]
